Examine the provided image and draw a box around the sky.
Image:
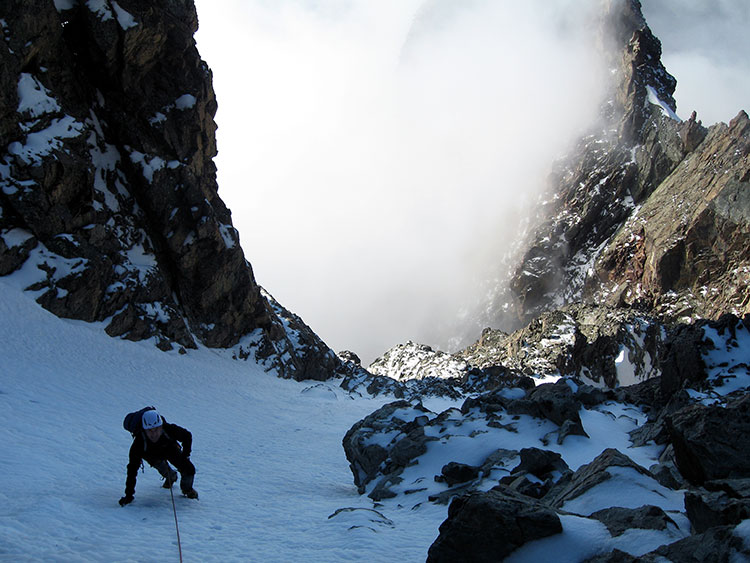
[193,0,750,365]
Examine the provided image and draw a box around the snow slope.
[0,271,453,562]
[3,259,750,561]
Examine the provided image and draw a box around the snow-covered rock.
[344,314,750,560]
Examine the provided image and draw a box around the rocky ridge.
[342,316,750,560]
[338,0,750,559]
[485,0,749,329]
[0,0,345,380]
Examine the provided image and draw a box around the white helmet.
[142,409,163,429]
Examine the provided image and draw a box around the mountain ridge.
[0,0,343,380]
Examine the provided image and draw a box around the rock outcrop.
[338,1,750,560]
[343,314,750,559]
[487,0,748,329]
[426,487,562,563]
[0,0,341,379]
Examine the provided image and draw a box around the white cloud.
[191,1,618,364]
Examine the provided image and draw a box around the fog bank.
[194,1,748,365]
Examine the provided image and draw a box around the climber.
[119,408,198,506]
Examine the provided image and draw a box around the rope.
[168,471,183,563]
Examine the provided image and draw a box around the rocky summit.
[0,0,344,380]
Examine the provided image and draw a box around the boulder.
[341,400,433,496]
[426,486,562,563]
[684,490,750,533]
[507,380,589,443]
[650,525,750,562]
[500,448,572,499]
[438,462,480,487]
[589,505,676,537]
[667,394,750,485]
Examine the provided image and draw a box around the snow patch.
[219,223,238,249]
[174,94,196,110]
[8,116,84,164]
[128,150,166,182]
[86,0,113,21]
[1,228,35,249]
[111,1,137,29]
[646,85,680,122]
[53,0,76,11]
[17,74,60,117]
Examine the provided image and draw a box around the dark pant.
[145,446,195,493]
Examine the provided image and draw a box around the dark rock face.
[595,112,750,322]
[667,394,750,485]
[684,489,750,534]
[500,448,571,499]
[426,487,562,563]
[0,0,340,378]
[511,381,589,442]
[438,462,480,488]
[589,505,675,537]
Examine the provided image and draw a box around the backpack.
[123,406,156,437]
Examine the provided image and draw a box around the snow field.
[3,262,750,561]
[0,275,447,562]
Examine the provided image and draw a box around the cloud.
[194,0,609,364]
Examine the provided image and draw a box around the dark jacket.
[124,421,192,497]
